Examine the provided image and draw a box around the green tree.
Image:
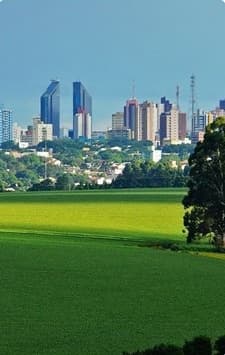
[214,335,225,355]
[183,336,212,355]
[29,178,55,191]
[1,140,19,150]
[55,174,74,190]
[183,117,225,249]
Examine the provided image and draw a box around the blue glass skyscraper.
[219,99,225,110]
[40,80,60,138]
[73,82,92,116]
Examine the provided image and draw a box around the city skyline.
[1,0,225,128]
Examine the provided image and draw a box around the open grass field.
[0,188,185,241]
[0,188,225,355]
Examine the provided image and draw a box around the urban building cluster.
[108,95,224,146]
[108,96,188,146]
[1,77,225,148]
[1,80,92,148]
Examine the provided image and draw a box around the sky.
[0,0,225,129]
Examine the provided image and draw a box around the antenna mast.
[190,74,196,134]
[176,85,180,111]
[132,80,136,99]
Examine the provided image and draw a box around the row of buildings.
[108,96,225,146]
[108,97,187,145]
[2,79,225,147]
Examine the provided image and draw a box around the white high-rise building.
[73,113,83,139]
[0,109,13,145]
[32,118,53,146]
[73,112,92,140]
[13,122,23,144]
[85,113,92,139]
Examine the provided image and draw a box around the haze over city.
[1,0,225,129]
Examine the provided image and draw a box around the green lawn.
[0,189,224,355]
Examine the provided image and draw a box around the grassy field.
[0,188,185,241]
[0,188,225,355]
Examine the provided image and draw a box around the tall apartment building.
[40,80,60,138]
[191,110,214,143]
[73,82,92,139]
[21,126,33,147]
[110,111,131,139]
[73,113,92,140]
[32,118,53,146]
[192,109,206,134]
[156,102,165,132]
[112,112,124,130]
[160,108,179,145]
[0,109,13,145]
[124,98,140,139]
[178,112,187,140]
[140,101,157,143]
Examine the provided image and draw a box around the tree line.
[113,161,188,188]
[123,334,225,355]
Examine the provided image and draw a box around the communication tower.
[131,80,136,99]
[190,74,196,134]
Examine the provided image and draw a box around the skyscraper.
[219,99,225,110]
[140,101,158,143]
[178,112,187,140]
[124,98,140,140]
[0,109,13,145]
[161,97,172,113]
[73,82,92,139]
[109,112,130,139]
[73,82,92,117]
[73,113,92,140]
[40,80,60,138]
[112,112,124,130]
[160,108,179,145]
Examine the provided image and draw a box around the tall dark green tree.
[183,336,212,355]
[183,117,225,249]
[214,335,225,355]
[55,174,74,191]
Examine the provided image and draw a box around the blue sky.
[0,0,225,129]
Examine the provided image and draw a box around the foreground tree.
[183,117,225,249]
[214,335,225,355]
[183,336,212,355]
